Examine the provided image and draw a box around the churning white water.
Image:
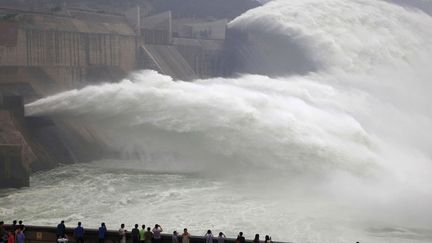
[2,0,432,242]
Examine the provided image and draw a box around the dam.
[0,0,259,187]
[2,0,432,243]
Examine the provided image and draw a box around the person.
[264,235,272,243]
[0,221,7,243]
[15,228,24,243]
[131,224,140,243]
[12,221,17,233]
[253,234,260,243]
[172,231,179,243]
[236,232,245,243]
[181,229,190,243]
[144,227,152,243]
[139,225,146,243]
[18,221,25,232]
[205,230,213,243]
[57,221,66,239]
[98,223,107,243]
[7,231,14,243]
[74,222,84,243]
[217,232,226,243]
[152,224,163,243]
[119,224,127,243]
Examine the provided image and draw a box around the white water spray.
[22,0,432,242]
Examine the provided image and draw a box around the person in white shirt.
[181,228,190,243]
[152,224,163,243]
[172,231,179,243]
[119,224,127,243]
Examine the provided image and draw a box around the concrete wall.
[173,38,224,78]
[0,12,138,95]
[0,95,111,188]
[0,144,29,188]
[0,98,36,189]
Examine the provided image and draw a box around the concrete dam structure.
[0,2,257,188]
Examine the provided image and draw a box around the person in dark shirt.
[236,232,245,243]
[18,221,25,232]
[264,235,272,243]
[131,224,140,243]
[253,234,260,243]
[0,221,7,243]
[57,221,66,239]
[11,221,17,233]
[74,222,84,243]
[98,223,107,243]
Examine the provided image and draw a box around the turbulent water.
[2,0,432,242]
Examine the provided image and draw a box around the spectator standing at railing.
[7,231,14,243]
[144,227,152,243]
[98,223,107,243]
[172,231,179,243]
[132,224,140,243]
[264,235,272,243]
[57,221,66,239]
[236,232,245,243]
[18,221,25,232]
[217,232,226,243]
[152,224,163,243]
[205,230,213,243]
[181,229,190,243]
[74,222,84,243]
[0,221,7,243]
[119,224,127,243]
[253,234,260,243]
[139,225,146,243]
[57,220,66,239]
[218,232,226,243]
[12,221,17,233]
[15,228,24,243]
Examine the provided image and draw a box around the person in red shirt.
[7,231,14,243]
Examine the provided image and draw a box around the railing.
[3,225,292,243]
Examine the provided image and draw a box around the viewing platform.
[2,225,292,243]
